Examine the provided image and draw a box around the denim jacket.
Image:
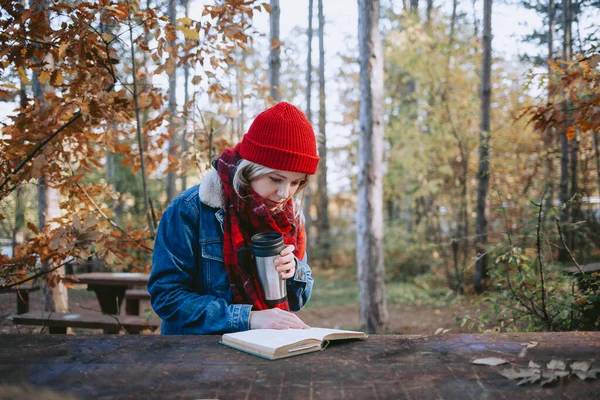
[148,177,314,335]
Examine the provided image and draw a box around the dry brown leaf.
[519,341,538,349]
[500,368,539,380]
[547,360,567,370]
[471,357,508,366]
[517,372,541,386]
[573,369,600,380]
[571,361,592,372]
[540,370,569,387]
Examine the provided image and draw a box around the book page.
[223,327,365,350]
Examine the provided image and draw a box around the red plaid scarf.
[214,144,306,311]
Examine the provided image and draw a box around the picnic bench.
[0,283,40,314]
[10,311,159,334]
[564,262,600,329]
[124,289,151,315]
[0,332,598,398]
[65,272,150,314]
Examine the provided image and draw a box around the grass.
[308,269,461,309]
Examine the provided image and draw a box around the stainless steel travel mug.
[251,232,287,306]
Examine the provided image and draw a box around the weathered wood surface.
[0,333,599,399]
[65,273,149,315]
[67,273,149,286]
[564,262,600,274]
[10,311,159,334]
[0,284,40,314]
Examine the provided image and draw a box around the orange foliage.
[525,51,600,141]
[0,0,264,287]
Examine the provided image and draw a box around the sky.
[0,0,564,193]
[211,0,542,192]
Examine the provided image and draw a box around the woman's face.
[250,170,307,210]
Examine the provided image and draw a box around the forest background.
[1,0,600,334]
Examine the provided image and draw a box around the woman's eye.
[291,181,300,186]
[270,177,282,183]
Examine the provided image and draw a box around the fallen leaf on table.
[471,357,508,366]
[573,369,600,380]
[571,361,591,372]
[500,367,540,380]
[541,370,569,387]
[517,372,541,385]
[547,360,566,370]
[519,341,539,349]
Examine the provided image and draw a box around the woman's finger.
[279,244,295,256]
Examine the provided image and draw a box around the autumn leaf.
[571,361,592,372]
[177,17,193,26]
[27,222,39,235]
[471,357,508,366]
[51,70,64,86]
[73,215,82,232]
[17,66,28,84]
[38,70,50,84]
[547,359,567,370]
[566,125,576,141]
[177,26,199,41]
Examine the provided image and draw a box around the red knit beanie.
[239,102,320,175]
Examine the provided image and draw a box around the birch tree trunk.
[474,0,492,294]
[166,0,178,204]
[31,0,68,313]
[303,0,314,243]
[181,0,190,191]
[357,0,388,333]
[316,0,331,262]
[558,0,571,261]
[269,0,281,102]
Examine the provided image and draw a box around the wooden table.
[68,273,149,314]
[0,283,39,314]
[1,332,599,399]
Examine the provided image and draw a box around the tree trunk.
[426,0,433,21]
[269,0,281,102]
[181,0,190,191]
[357,0,388,334]
[567,0,578,252]
[474,0,492,294]
[569,136,579,251]
[558,0,572,261]
[411,0,419,12]
[472,0,479,38]
[593,131,600,196]
[316,0,331,263]
[31,0,68,313]
[403,0,419,11]
[13,47,27,254]
[543,0,555,219]
[303,0,314,244]
[166,0,178,204]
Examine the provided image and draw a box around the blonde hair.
[233,159,310,218]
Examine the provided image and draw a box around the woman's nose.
[278,184,290,198]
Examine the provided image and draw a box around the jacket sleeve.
[148,196,251,334]
[286,249,314,312]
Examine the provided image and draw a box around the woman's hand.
[274,244,296,279]
[249,308,310,330]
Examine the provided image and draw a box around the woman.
[148,102,319,334]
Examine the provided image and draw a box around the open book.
[221,327,367,360]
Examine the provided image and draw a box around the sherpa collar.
[199,169,224,209]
